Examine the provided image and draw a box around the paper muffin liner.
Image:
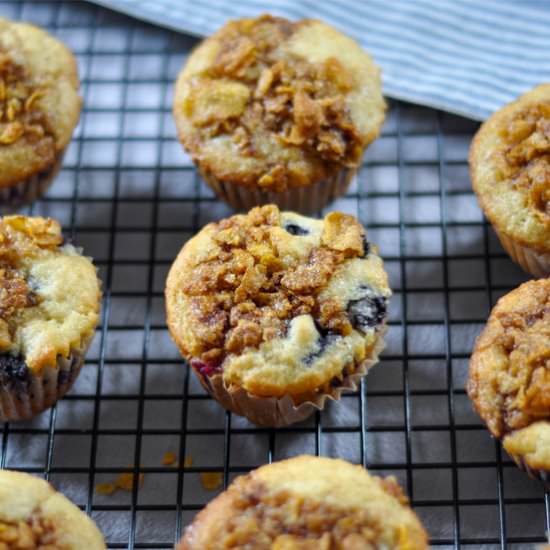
[192,326,387,428]
[0,151,65,210]
[495,229,550,278]
[0,335,93,423]
[199,166,356,215]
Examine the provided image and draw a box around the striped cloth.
[91,0,550,120]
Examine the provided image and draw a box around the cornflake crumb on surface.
[95,464,144,496]
[162,451,177,466]
[200,472,223,491]
[183,455,193,468]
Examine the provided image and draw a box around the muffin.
[0,17,81,206]
[165,205,391,427]
[469,83,550,277]
[0,215,101,422]
[0,469,105,548]
[467,278,550,482]
[176,455,429,549]
[173,15,385,214]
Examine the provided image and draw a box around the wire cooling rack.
[0,1,546,548]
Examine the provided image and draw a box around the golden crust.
[165,205,390,398]
[469,83,550,253]
[467,278,550,470]
[0,469,105,549]
[0,17,81,188]
[0,215,101,373]
[173,15,385,191]
[177,455,428,550]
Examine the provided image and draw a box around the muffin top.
[0,216,100,375]
[0,469,105,549]
[467,279,550,469]
[0,17,81,188]
[173,15,385,191]
[469,83,550,252]
[166,205,390,399]
[178,455,428,550]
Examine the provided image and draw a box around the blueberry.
[361,234,370,257]
[0,354,30,392]
[302,321,340,365]
[347,287,387,333]
[284,223,309,236]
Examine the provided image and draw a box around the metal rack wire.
[0,1,546,548]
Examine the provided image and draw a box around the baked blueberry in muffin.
[177,455,428,549]
[0,215,101,422]
[165,205,390,426]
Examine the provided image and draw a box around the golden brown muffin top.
[0,470,105,549]
[173,15,385,191]
[0,17,81,187]
[178,456,429,550]
[0,216,100,373]
[468,278,550,439]
[469,84,550,252]
[166,205,390,398]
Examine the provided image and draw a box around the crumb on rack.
[95,464,144,496]
[162,451,177,466]
[200,471,223,491]
[183,455,193,468]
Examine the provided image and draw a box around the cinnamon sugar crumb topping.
[0,515,59,549]
[0,53,49,147]
[201,477,410,549]
[181,205,366,365]
[499,102,550,222]
[183,15,364,191]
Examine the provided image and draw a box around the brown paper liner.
[192,326,387,428]
[0,151,65,210]
[0,335,93,422]
[495,229,550,278]
[199,167,356,215]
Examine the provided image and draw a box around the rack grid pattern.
[0,1,546,548]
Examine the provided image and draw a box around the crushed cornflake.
[184,15,365,191]
[0,516,59,549]
[200,471,223,491]
[181,205,367,365]
[183,455,193,468]
[162,451,177,466]
[0,52,49,147]
[95,464,144,496]
[499,102,550,220]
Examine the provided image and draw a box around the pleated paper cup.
[199,167,356,215]
[0,335,93,422]
[495,229,550,278]
[191,326,387,428]
[0,151,65,210]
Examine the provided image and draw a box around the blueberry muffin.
[0,216,101,422]
[165,205,391,426]
[469,84,550,277]
[467,278,550,482]
[173,15,385,214]
[0,17,81,206]
[0,469,105,548]
[177,455,429,549]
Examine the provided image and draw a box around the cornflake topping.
[499,102,550,222]
[181,205,367,366]
[0,216,62,351]
[0,52,48,147]
[0,516,59,549]
[184,16,364,191]
[206,477,410,548]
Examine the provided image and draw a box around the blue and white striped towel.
[90,0,550,121]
